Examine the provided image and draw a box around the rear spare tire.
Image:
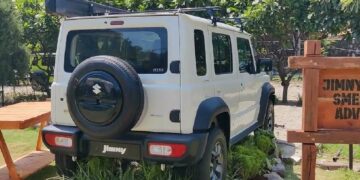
[67,56,144,138]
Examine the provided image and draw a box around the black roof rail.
[45,0,128,17]
[141,6,221,25]
[220,17,245,32]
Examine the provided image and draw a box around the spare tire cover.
[67,56,144,138]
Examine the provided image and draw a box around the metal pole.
[1,83,4,106]
[349,144,353,170]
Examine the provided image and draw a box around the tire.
[181,128,227,180]
[55,153,77,177]
[67,56,144,138]
[261,100,275,132]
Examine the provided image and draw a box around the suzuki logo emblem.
[92,84,102,95]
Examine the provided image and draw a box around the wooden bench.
[0,102,53,180]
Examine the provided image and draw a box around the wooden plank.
[0,102,50,129]
[316,69,360,129]
[302,143,316,180]
[0,151,54,180]
[288,129,360,143]
[302,69,319,131]
[289,56,360,69]
[318,99,360,129]
[304,40,321,57]
[0,113,50,129]
[318,69,360,97]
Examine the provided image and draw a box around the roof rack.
[45,0,221,19]
[45,0,128,17]
[45,0,244,30]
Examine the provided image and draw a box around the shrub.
[72,157,191,180]
[228,130,276,179]
[228,145,267,179]
[254,131,275,155]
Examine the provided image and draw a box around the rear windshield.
[65,28,168,74]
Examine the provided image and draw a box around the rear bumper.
[42,125,208,166]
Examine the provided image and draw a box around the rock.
[264,172,284,180]
[272,161,286,177]
[274,158,282,164]
[273,139,281,158]
[276,140,296,159]
[291,155,301,165]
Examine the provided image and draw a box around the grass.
[318,144,360,161]
[0,128,39,166]
[26,163,57,180]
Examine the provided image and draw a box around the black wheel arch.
[257,82,275,125]
[193,97,230,146]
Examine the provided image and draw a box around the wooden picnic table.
[0,102,54,180]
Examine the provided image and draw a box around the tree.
[0,0,29,89]
[242,0,345,103]
[340,0,360,38]
[16,0,60,96]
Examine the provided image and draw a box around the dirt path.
[272,81,303,158]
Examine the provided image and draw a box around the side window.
[237,38,254,73]
[194,30,206,76]
[212,33,233,74]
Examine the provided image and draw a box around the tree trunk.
[282,83,289,103]
[1,83,4,106]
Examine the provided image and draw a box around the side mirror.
[256,58,272,73]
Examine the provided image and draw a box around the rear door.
[52,16,181,133]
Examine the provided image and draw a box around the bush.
[228,130,276,179]
[254,131,275,155]
[72,157,191,180]
[228,145,267,179]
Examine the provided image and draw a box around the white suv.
[42,1,275,179]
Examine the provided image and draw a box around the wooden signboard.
[287,40,360,180]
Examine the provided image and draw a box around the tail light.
[44,133,73,148]
[148,142,187,158]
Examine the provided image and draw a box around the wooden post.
[301,40,322,180]
[302,69,319,132]
[302,143,316,180]
[349,144,353,170]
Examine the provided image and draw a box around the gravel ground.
[1,86,35,95]
[272,80,303,158]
